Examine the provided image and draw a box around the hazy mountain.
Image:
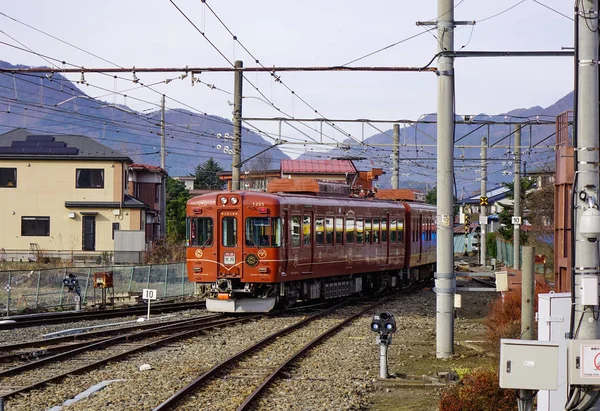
[0,61,288,176]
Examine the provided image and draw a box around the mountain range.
[0,61,571,197]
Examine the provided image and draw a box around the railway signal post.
[371,312,397,379]
[143,289,157,320]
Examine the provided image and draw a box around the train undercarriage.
[203,265,435,313]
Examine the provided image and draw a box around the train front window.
[188,217,213,247]
[222,217,237,247]
[245,217,282,247]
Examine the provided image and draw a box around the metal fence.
[0,263,194,315]
[495,238,523,268]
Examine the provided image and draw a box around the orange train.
[186,179,436,312]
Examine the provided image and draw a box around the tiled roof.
[280,159,356,174]
[0,128,131,161]
[129,164,167,174]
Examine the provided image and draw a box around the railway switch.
[371,312,397,379]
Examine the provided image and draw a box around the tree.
[243,151,273,190]
[165,177,189,240]
[425,187,436,205]
[193,158,225,190]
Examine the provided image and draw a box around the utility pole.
[480,136,487,266]
[519,246,536,411]
[513,125,521,270]
[571,1,600,409]
[433,0,456,358]
[232,60,243,191]
[392,124,399,189]
[160,94,166,237]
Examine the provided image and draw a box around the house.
[0,128,162,263]
[127,164,167,243]
[458,186,511,233]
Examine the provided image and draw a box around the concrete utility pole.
[232,60,243,191]
[513,125,521,270]
[160,94,166,170]
[160,94,166,237]
[572,1,600,409]
[434,0,456,358]
[392,124,399,189]
[519,246,536,411]
[480,136,487,266]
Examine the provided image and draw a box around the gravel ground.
[3,286,496,411]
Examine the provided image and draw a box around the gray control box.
[500,339,559,390]
[567,339,600,385]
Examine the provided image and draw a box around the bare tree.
[244,151,273,190]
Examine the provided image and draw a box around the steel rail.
[0,315,258,400]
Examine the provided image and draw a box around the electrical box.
[113,209,121,216]
[580,275,599,306]
[568,339,600,385]
[537,292,571,411]
[495,271,509,292]
[499,339,559,390]
[454,293,462,309]
[94,271,114,289]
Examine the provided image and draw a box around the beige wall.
[0,159,139,253]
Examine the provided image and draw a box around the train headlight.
[230,197,239,205]
[220,197,228,205]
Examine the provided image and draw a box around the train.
[186,178,437,313]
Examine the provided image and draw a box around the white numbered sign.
[143,288,157,300]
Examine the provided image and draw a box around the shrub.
[439,368,517,411]
[145,236,185,264]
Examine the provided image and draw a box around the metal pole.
[128,266,134,292]
[435,0,456,358]
[160,94,166,170]
[518,246,535,410]
[392,124,399,189]
[82,267,91,304]
[164,264,168,298]
[572,1,600,409]
[34,270,41,309]
[513,125,521,270]
[480,136,487,266]
[379,341,389,379]
[181,263,185,295]
[146,264,151,289]
[232,60,243,191]
[6,272,11,317]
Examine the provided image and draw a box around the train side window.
[345,217,355,243]
[372,217,380,244]
[381,217,388,242]
[291,216,301,247]
[356,218,364,243]
[325,217,334,245]
[222,217,237,247]
[188,217,213,247]
[315,217,325,245]
[390,219,397,242]
[365,218,372,244]
[335,217,344,245]
[303,215,312,246]
[398,219,404,243]
[245,217,282,247]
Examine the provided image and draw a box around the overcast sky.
[0,1,574,158]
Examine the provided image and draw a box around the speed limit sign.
[142,289,157,300]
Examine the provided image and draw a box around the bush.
[439,368,517,411]
[145,236,185,264]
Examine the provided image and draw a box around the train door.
[383,213,390,265]
[418,213,423,262]
[301,211,314,275]
[218,210,239,277]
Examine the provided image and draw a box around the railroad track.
[153,293,401,410]
[0,300,206,329]
[0,313,259,399]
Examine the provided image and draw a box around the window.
[155,185,161,203]
[345,217,355,243]
[356,218,364,244]
[390,219,397,242]
[325,217,334,245]
[364,218,372,244]
[112,222,120,240]
[315,217,325,245]
[0,168,16,188]
[372,217,380,244]
[335,217,344,245]
[76,169,104,188]
[398,219,405,243]
[291,216,301,247]
[222,217,237,247]
[21,216,50,236]
[303,215,312,246]
[245,217,281,247]
[187,217,213,247]
[381,217,388,242]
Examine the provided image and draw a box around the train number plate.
[224,252,236,265]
